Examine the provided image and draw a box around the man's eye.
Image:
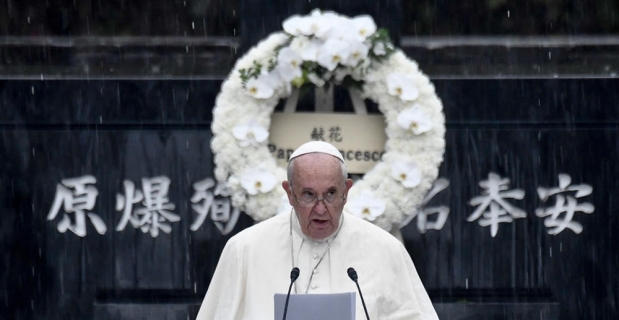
[325,191,338,201]
[302,191,315,198]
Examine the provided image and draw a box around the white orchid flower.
[308,9,345,38]
[390,160,422,188]
[387,73,419,101]
[373,42,386,56]
[232,122,269,147]
[325,20,356,42]
[345,40,370,67]
[351,15,377,40]
[317,39,351,71]
[397,104,434,134]
[282,15,310,36]
[325,15,376,42]
[346,190,386,222]
[289,36,321,62]
[244,71,280,99]
[308,10,341,38]
[283,10,341,37]
[275,48,303,82]
[240,169,277,195]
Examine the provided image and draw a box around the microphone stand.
[347,267,370,320]
[283,267,300,320]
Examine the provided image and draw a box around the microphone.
[347,267,370,320]
[282,267,300,320]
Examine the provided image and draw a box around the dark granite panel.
[2,78,619,126]
[0,80,221,125]
[403,128,619,320]
[436,78,619,124]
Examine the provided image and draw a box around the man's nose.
[313,198,328,214]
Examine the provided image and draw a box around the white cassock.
[196,210,439,320]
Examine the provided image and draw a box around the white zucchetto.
[289,141,345,162]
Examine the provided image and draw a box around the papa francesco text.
[269,144,385,162]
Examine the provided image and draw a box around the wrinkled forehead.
[295,152,341,166]
[292,153,345,180]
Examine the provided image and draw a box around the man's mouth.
[312,219,329,226]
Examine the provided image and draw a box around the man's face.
[282,153,353,240]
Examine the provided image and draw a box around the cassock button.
[311,284,318,290]
[313,269,318,275]
[313,254,319,259]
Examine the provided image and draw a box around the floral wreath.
[211,10,445,232]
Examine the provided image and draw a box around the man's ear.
[282,180,296,205]
[282,180,293,201]
[345,178,353,191]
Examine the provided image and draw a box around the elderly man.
[196,141,438,320]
